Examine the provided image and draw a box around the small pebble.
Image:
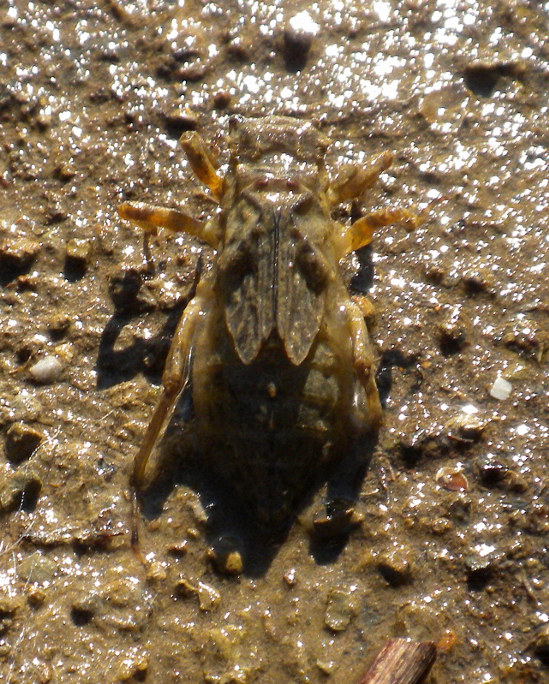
[377,547,413,586]
[209,536,244,575]
[48,312,71,337]
[436,466,469,492]
[324,586,359,632]
[174,578,220,611]
[464,553,495,584]
[437,305,470,353]
[313,503,362,539]
[475,454,508,486]
[5,422,43,463]
[65,238,91,265]
[54,161,76,181]
[316,659,336,675]
[163,107,198,134]
[146,560,167,581]
[0,596,21,636]
[0,236,41,270]
[213,90,231,109]
[116,654,149,681]
[174,578,196,599]
[489,376,512,400]
[27,586,47,608]
[444,410,488,441]
[0,469,42,512]
[29,356,63,384]
[283,11,318,70]
[530,625,549,664]
[166,540,189,556]
[283,568,297,587]
[197,581,221,611]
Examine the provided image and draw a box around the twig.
[358,638,437,684]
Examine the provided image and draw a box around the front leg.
[118,202,220,250]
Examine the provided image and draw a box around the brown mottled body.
[118,116,418,537]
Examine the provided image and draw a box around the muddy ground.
[0,0,548,682]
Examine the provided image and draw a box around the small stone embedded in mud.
[489,375,512,400]
[213,90,231,109]
[197,581,221,611]
[464,547,504,587]
[65,237,92,266]
[0,596,21,636]
[103,578,142,609]
[436,466,469,492]
[45,203,68,225]
[166,540,189,556]
[530,624,549,665]
[395,417,446,462]
[163,106,199,133]
[501,469,528,493]
[437,305,470,353]
[209,537,244,575]
[71,595,100,625]
[475,453,509,486]
[146,560,167,582]
[0,468,42,512]
[29,356,63,383]
[48,312,72,337]
[174,578,221,611]
[283,568,297,587]
[53,161,76,181]
[27,586,47,608]
[316,659,336,675]
[0,236,41,271]
[443,410,489,442]
[17,551,57,584]
[324,586,360,632]
[174,577,195,599]
[377,547,413,586]
[5,421,43,463]
[313,501,364,539]
[283,11,318,71]
[116,653,149,681]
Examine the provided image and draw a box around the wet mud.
[0,1,548,682]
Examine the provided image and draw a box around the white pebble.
[489,376,512,400]
[29,356,63,384]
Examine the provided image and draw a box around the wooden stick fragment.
[358,638,437,684]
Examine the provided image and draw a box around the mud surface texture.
[1,1,548,682]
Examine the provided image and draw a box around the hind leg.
[131,291,209,556]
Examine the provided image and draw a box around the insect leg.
[334,206,421,258]
[345,299,383,428]
[118,201,219,249]
[131,292,206,555]
[327,152,393,206]
[180,131,223,201]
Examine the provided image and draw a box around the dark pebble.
[5,422,43,464]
